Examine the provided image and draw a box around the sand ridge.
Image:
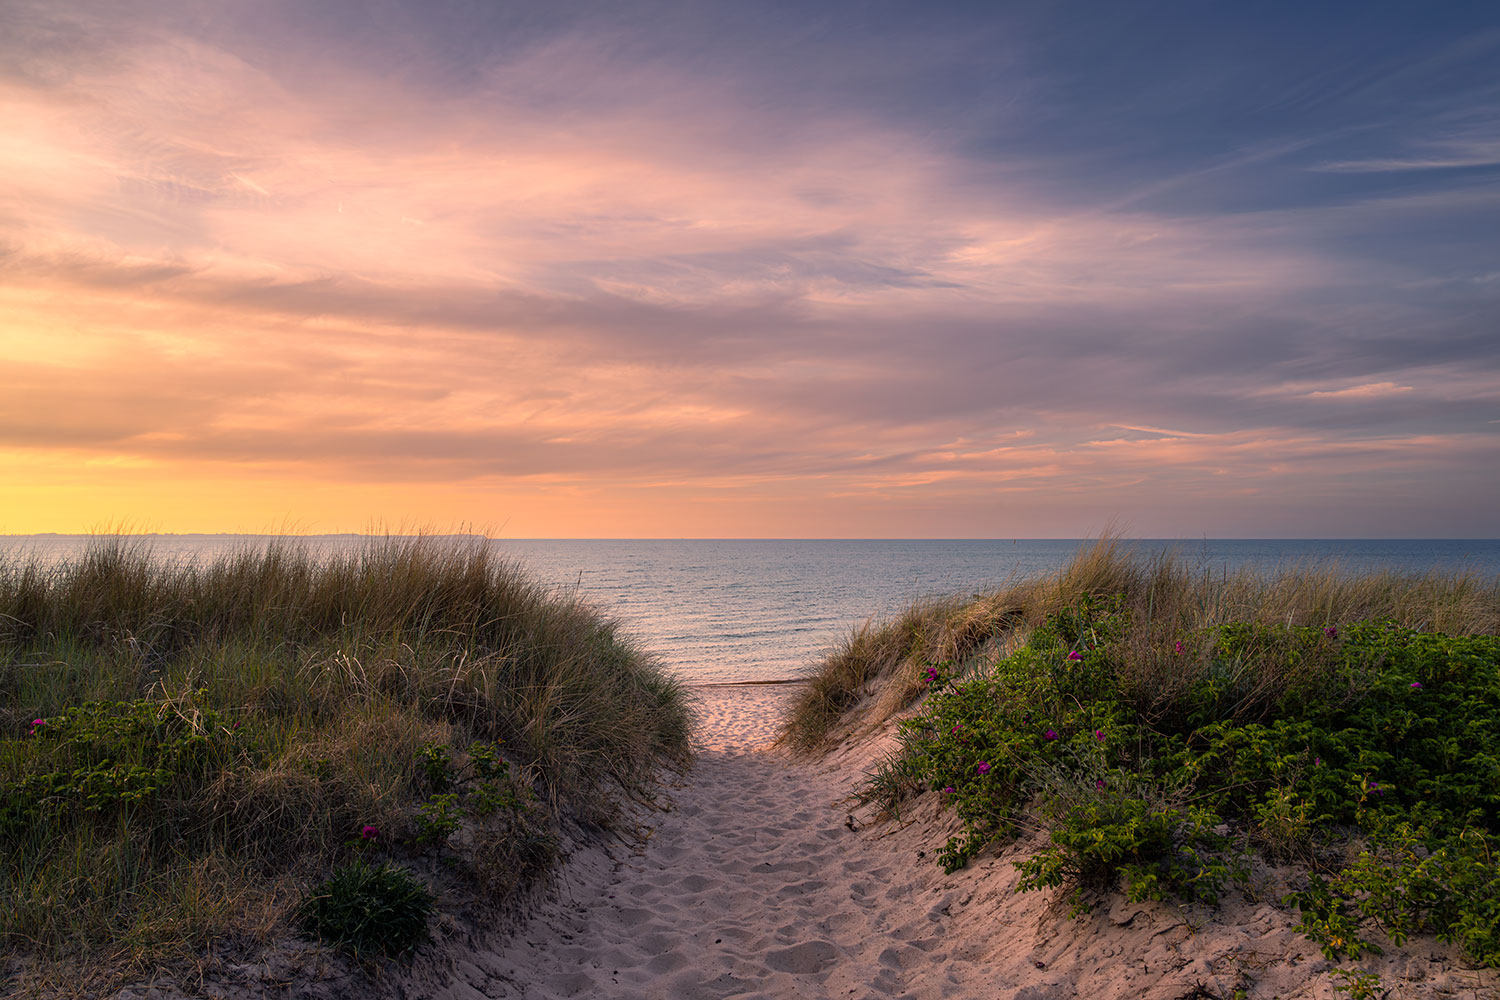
[422,684,1497,1000]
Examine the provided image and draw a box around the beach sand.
[414,684,1497,1000]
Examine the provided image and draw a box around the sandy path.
[423,686,1497,1000]
[433,684,986,999]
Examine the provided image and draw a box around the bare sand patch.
[687,682,806,754]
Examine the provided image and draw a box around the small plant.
[1330,967,1386,999]
[1285,873,1382,961]
[470,778,521,817]
[1015,795,1245,912]
[466,740,507,781]
[467,740,526,817]
[296,859,433,958]
[858,750,921,820]
[1251,784,1314,860]
[936,832,983,874]
[415,791,462,845]
[416,742,453,792]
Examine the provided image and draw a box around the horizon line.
[4,533,1498,542]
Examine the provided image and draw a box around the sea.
[3,536,1498,684]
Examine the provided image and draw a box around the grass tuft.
[295,859,434,959]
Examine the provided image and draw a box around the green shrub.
[296,859,433,959]
[859,590,1500,965]
[1,695,246,848]
[1330,967,1385,999]
[1016,796,1245,913]
[416,742,454,793]
[1301,823,1500,966]
[414,791,462,846]
[786,535,1500,754]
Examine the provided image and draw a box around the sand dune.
[417,685,1496,1000]
[100,684,1491,998]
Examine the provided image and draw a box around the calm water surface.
[5,537,1498,683]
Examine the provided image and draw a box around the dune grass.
[0,534,692,989]
[779,537,1500,752]
[783,538,1500,969]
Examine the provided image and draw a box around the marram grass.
[0,534,692,990]
[778,536,1500,752]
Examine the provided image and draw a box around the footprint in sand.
[765,939,841,974]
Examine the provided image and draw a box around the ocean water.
[4,536,1498,684]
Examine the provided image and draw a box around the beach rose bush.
[865,598,1500,965]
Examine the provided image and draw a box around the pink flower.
[1095,778,1106,790]
[1409,681,1422,689]
[951,723,962,732]
[1044,729,1058,741]
[1173,641,1185,655]
[1095,729,1104,742]
[361,825,380,840]
[923,665,938,682]
[1324,627,1338,638]
[943,786,956,794]
[1066,651,1083,661]
[976,762,991,775]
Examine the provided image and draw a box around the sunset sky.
[3,1,1497,537]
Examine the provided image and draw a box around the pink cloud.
[1305,382,1414,399]
[1,12,1496,536]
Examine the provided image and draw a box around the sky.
[2,0,1498,538]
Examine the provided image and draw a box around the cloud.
[1,1,1497,535]
[1305,382,1414,399]
[1314,155,1500,173]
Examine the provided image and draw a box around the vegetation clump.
[780,537,1498,753]
[295,859,434,959]
[785,540,1500,970]
[0,534,692,988]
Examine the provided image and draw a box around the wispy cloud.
[1,1,1497,536]
[1306,382,1414,399]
